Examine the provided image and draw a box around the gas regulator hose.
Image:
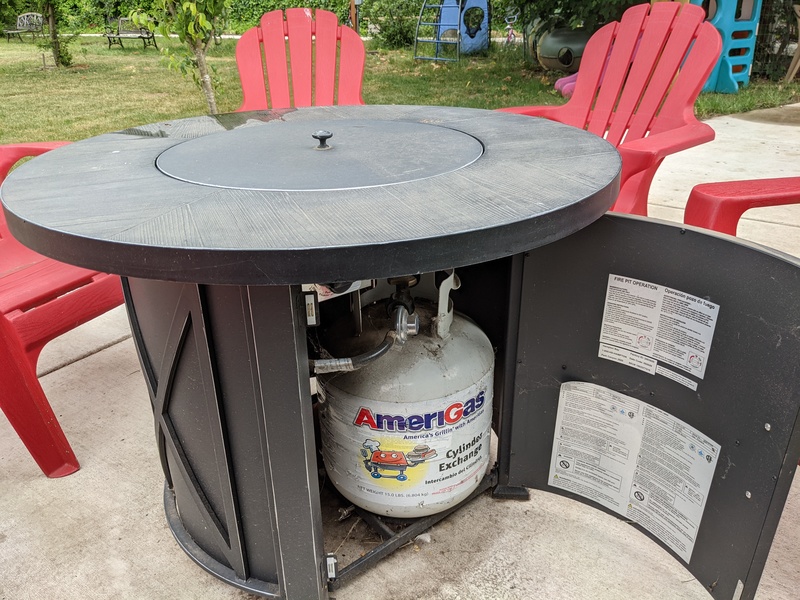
[310,306,418,374]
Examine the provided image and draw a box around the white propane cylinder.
[318,300,494,518]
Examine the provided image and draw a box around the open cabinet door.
[500,214,800,600]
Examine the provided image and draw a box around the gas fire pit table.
[0,105,620,599]
[3,105,799,600]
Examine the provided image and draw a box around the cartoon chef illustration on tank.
[361,439,438,482]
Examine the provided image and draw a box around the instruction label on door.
[598,274,720,390]
[549,381,719,563]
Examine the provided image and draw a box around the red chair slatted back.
[564,3,719,145]
[236,8,366,111]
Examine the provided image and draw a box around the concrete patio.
[1,104,798,600]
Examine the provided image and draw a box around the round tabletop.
[1,105,621,285]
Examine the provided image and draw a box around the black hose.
[311,306,414,374]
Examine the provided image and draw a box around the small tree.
[35,1,73,67]
[134,1,229,115]
[43,2,61,65]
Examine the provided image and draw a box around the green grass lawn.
[1,35,799,144]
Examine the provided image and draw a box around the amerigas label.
[319,372,492,513]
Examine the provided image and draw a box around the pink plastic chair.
[500,3,722,216]
[235,8,366,111]
[1,143,125,477]
[684,176,800,235]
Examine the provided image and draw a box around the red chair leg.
[0,317,79,477]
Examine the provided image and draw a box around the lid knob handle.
[312,130,333,150]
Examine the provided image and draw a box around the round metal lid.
[156,119,484,191]
[1,105,622,285]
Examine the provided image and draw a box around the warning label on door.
[598,274,720,389]
[549,381,720,563]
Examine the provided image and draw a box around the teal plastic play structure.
[438,0,489,54]
[692,0,764,93]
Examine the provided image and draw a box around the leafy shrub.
[36,31,80,66]
[1,1,33,28]
[53,0,108,31]
[360,0,418,48]
[518,0,640,32]
[227,0,350,32]
[74,0,159,25]
[754,0,799,79]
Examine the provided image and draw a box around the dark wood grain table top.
[1,105,621,284]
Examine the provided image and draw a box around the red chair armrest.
[617,122,715,183]
[684,176,800,235]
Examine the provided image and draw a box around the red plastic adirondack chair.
[236,8,366,111]
[1,142,124,477]
[684,176,800,235]
[500,3,722,216]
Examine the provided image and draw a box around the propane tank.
[317,272,494,518]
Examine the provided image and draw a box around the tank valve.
[395,305,420,346]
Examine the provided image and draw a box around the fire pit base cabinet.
[318,299,493,518]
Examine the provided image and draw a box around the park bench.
[3,13,43,42]
[104,17,158,50]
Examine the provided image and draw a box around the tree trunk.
[193,43,218,115]
[45,2,60,67]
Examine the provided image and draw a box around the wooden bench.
[3,12,43,42]
[104,17,158,50]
